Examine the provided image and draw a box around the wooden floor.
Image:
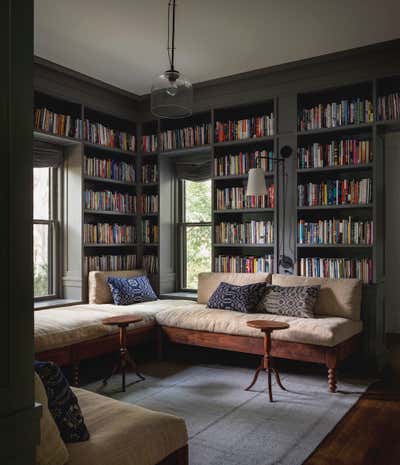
[303,380,400,465]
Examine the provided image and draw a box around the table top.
[102,315,143,326]
[246,320,290,331]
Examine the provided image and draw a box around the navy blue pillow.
[34,361,89,443]
[107,275,157,305]
[207,281,266,313]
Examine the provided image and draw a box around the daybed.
[35,270,363,392]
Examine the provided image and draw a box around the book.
[299,257,372,283]
[215,113,274,142]
[85,254,137,272]
[141,194,159,214]
[216,185,275,209]
[160,123,211,151]
[142,220,159,244]
[82,119,135,151]
[34,107,81,138]
[141,134,158,153]
[143,255,159,273]
[84,190,136,214]
[215,221,274,245]
[215,255,273,273]
[377,92,400,121]
[84,156,135,183]
[84,223,136,244]
[214,150,274,177]
[141,163,158,183]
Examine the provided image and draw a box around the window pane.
[34,223,49,297]
[185,225,212,289]
[185,180,211,222]
[33,167,50,220]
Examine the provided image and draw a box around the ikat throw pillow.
[207,281,266,313]
[107,275,157,305]
[34,361,90,443]
[257,284,320,318]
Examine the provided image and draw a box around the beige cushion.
[197,272,272,304]
[68,388,187,465]
[156,303,363,347]
[35,373,69,465]
[34,300,195,353]
[89,269,146,304]
[272,274,362,320]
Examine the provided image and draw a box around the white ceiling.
[35,0,400,96]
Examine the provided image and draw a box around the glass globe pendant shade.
[151,69,193,119]
[246,168,267,196]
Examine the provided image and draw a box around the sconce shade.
[246,168,267,196]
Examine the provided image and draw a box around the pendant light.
[151,0,193,119]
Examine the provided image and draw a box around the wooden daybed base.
[36,321,361,393]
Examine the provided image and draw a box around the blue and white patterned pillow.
[107,275,157,305]
[207,281,266,313]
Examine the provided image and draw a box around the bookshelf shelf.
[213,173,274,181]
[34,129,81,146]
[83,209,136,217]
[297,163,373,174]
[139,182,159,187]
[213,243,274,248]
[83,176,136,187]
[160,144,212,157]
[143,243,159,247]
[297,123,373,137]
[297,243,373,248]
[141,212,159,217]
[214,135,274,147]
[84,243,138,248]
[297,204,373,211]
[214,208,275,214]
[84,141,136,157]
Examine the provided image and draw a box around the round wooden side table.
[245,320,290,402]
[102,315,145,392]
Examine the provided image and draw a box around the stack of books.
[84,190,136,214]
[214,150,274,177]
[85,254,137,272]
[141,163,158,183]
[215,255,273,273]
[298,218,373,245]
[142,220,159,244]
[215,221,274,245]
[215,114,274,142]
[84,156,135,183]
[298,98,374,131]
[84,223,136,244]
[34,107,81,138]
[377,92,400,120]
[160,123,212,151]
[299,257,373,283]
[141,194,159,214]
[216,185,275,209]
[143,255,159,274]
[297,139,372,169]
[297,178,372,206]
[141,134,158,152]
[82,120,135,151]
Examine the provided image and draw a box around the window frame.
[178,179,212,291]
[33,166,62,301]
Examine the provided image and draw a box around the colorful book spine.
[216,185,275,209]
[377,92,400,121]
[82,119,135,151]
[141,134,158,153]
[298,98,374,131]
[297,178,372,206]
[141,194,159,214]
[84,156,135,183]
[85,254,137,272]
[215,113,274,142]
[160,123,212,151]
[299,257,373,283]
[84,190,136,214]
[215,255,273,273]
[84,223,136,244]
[297,139,372,169]
[143,255,159,274]
[297,218,373,245]
[141,163,158,183]
[142,220,159,244]
[215,221,274,245]
[34,107,82,138]
[214,150,274,177]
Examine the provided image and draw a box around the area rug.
[85,361,368,465]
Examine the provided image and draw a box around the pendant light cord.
[167,0,176,70]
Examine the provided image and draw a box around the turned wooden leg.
[326,349,338,393]
[245,364,263,391]
[72,362,80,387]
[328,368,337,393]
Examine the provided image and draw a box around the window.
[179,179,212,290]
[33,167,61,299]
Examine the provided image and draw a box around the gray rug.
[85,362,368,465]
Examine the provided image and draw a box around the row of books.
[82,120,135,152]
[84,156,135,183]
[142,163,158,184]
[298,99,374,131]
[160,124,212,151]
[141,134,158,153]
[297,178,372,207]
[297,139,372,169]
[142,220,159,244]
[85,254,137,272]
[377,92,400,121]
[216,186,275,210]
[298,218,373,245]
[298,257,373,283]
[84,190,136,214]
[215,114,274,142]
[214,255,273,273]
[34,108,80,138]
[84,223,136,244]
[143,255,159,274]
[141,194,159,214]
[215,221,274,245]
[214,150,274,177]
